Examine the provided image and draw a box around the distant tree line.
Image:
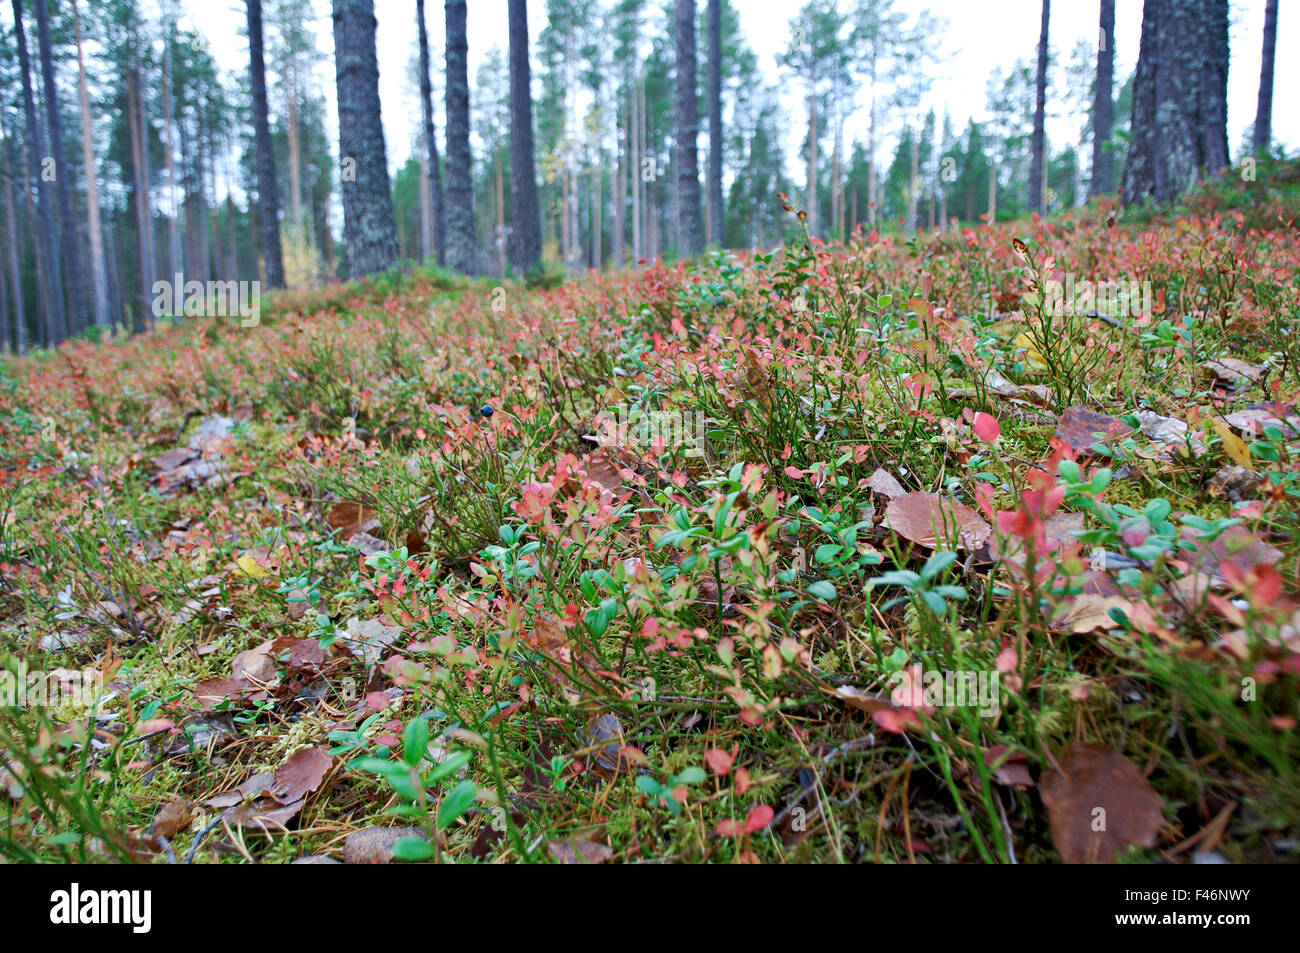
[0,0,1281,352]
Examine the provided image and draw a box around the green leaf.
[814,544,843,564]
[403,718,430,767]
[1143,499,1172,524]
[422,750,471,786]
[921,591,948,615]
[807,580,837,601]
[391,836,435,861]
[675,766,706,785]
[920,550,957,580]
[436,780,478,830]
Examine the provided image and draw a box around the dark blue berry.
[480,404,494,418]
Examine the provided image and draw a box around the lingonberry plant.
[2,178,1299,865]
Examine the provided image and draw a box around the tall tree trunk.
[2,126,23,351]
[988,159,997,224]
[614,100,626,267]
[706,0,723,248]
[674,0,702,257]
[907,131,919,234]
[126,72,151,333]
[162,38,181,281]
[105,216,122,333]
[806,91,818,235]
[443,0,477,274]
[13,0,65,343]
[35,0,87,336]
[72,0,109,329]
[497,149,507,276]
[592,159,601,268]
[1090,0,1115,196]
[867,91,877,227]
[247,0,285,287]
[1252,0,1278,155]
[507,0,541,275]
[332,0,400,277]
[831,113,842,239]
[420,153,433,261]
[631,80,641,262]
[1122,0,1230,206]
[417,0,447,266]
[1029,0,1050,217]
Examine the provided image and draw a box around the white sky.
[169,0,1299,180]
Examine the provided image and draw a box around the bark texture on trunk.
[706,0,723,248]
[674,0,703,257]
[1090,0,1116,196]
[35,0,87,335]
[444,0,477,274]
[247,0,285,287]
[417,0,447,266]
[332,0,399,277]
[1253,0,1278,155]
[1029,0,1050,217]
[1122,0,1230,206]
[507,0,542,275]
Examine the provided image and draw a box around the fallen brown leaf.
[882,491,991,550]
[1039,744,1164,864]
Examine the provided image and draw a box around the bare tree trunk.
[162,40,182,281]
[1,123,22,351]
[35,0,88,336]
[333,0,400,276]
[497,148,506,276]
[1122,0,1230,205]
[675,0,703,257]
[907,131,919,234]
[867,89,877,228]
[420,153,433,261]
[126,73,151,333]
[417,0,447,265]
[1253,0,1278,155]
[631,81,641,262]
[13,0,64,342]
[831,112,842,240]
[105,216,122,332]
[247,0,285,286]
[706,0,723,248]
[1029,0,1050,217]
[806,91,818,235]
[1090,0,1115,196]
[614,101,626,267]
[288,91,303,226]
[71,0,108,329]
[507,0,541,275]
[590,159,600,269]
[443,0,477,274]
[988,159,997,224]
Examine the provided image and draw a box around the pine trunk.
[1090,0,1115,196]
[1122,0,1230,205]
[35,0,87,336]
[443,0,477,274]
[674,0,703,257]
[332,0,400,276]
[507,0,542,274]
[13,0,65,342]
[1253,0,1278,155]
[247,0,285,287]
[1029,0,1050,217]
[706,0,723,248]
[417,0,447,266]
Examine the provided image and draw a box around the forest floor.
[3,169,1300,864]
